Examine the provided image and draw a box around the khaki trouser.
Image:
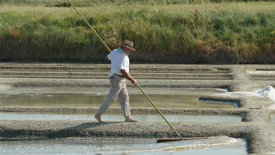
[96,75,131,117]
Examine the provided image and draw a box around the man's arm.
[106,56,110,61]
[120,69,136,84]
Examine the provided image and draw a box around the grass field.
[0,1,274,63]
[0,0,272,6]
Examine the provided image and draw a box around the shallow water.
[246,69,275,80]
[0,136,247,155]
[0,113,242,123]
[0,94,235,109]
[0,86,227,95]
[0,87,235,109]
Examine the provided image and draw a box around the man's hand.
[121,69,136,85]
[130,78,136,85]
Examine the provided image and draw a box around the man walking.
[95,40,138,123]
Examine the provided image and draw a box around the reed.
[0,2,274,63]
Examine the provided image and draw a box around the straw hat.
[121,40,135,51]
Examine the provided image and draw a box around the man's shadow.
[70,121,120,130]
[48,121,122,138]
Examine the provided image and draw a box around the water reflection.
[0,136,247,155]
[0,113,242,123]
[0,93,235,108]
[0,86,235,108]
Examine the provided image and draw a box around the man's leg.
[95,76,121,122]
[118,80,138,122]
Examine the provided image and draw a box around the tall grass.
[0,2,274,63]
[0,0,272,7]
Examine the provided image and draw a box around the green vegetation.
[0,1,274,63]
[0,0,272,6]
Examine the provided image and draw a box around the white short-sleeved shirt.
[107,47,129,77]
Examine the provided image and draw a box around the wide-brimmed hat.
[121,40,135,51]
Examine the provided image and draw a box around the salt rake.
[68,0,207,143]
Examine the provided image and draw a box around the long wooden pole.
[68,0,182,139]
[68,0,112,53]
[135,83,182,139]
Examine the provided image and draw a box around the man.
[95,40,138,123]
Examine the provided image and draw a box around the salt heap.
[256,86,275,101]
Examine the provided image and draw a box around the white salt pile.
[225,86,275,101]
[255,86,275,101]
[255,86,275,109]
[223,86,275,109]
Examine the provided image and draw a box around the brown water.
[0,93,235,109]
[0,86,235,108]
